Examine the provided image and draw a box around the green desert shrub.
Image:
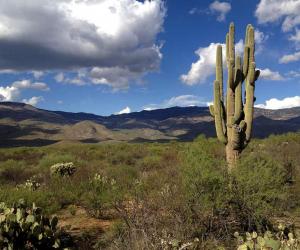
[182,148,227,211]
[0,186,61,215]
[136,154,162,172]
[0,147,44,165]
[38,153,74,170]
[94,220,127,249]
[231,153,289,230]
[0,160,35,185]
[47,177,81,209]
[181,137,291,237]
[181,139,230,238]
[107,164,139,190]
[83,173,118,219]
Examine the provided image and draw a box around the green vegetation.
[0,200,71,249]
[210,23,260,167]
[235,227,299,250]
[0,132,299,249]
[50,162,77,177]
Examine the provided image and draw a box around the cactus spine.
[211,23,260,168]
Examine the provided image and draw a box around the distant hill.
[0,102,299,147]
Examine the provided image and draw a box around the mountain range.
[0,102,299,147]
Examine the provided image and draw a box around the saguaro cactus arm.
[212,45,227,144]
[217,45,227,135]
[216,45,224,101]
[214,80,227,144]
[233,56,243,124]
[243,26,260,143]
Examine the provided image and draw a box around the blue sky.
[0,0,299,115]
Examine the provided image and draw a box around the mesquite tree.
[210,23,260,168]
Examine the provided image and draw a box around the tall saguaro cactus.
[210,23,260,168]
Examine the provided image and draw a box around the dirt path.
[56,206,114,249]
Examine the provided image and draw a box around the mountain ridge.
[0,102,299,147]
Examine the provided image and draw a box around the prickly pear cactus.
[234,225,299,250]
[0,199,69,249]
[210,23,260,168]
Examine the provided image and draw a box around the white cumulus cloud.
[259,68,285,81]
[55,73,65,83]
[289,28,300,45]
[0,86,20,102]
[255,0,300,30]
[209,1,231,22]
[279,51,300,64]
[188,8,200,15]
[286,70,300,78]
[256,96,300,109]
[22,96,44,106]
[54,70,90,86]
[255,29,268,44]
[282,15,300,32]
[32,71,44,79]
[0,80,49,103]
[117,106,131,114]
[181,40,243,85]
[254,29,269,53]
[256,0,300,64]
[180,43,220,85]
[143,95,209,110]
[11,80,49,91]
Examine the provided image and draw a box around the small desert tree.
[210,23,260,169]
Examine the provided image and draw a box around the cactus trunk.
[226,144,240,169]
[210,23,260,169]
